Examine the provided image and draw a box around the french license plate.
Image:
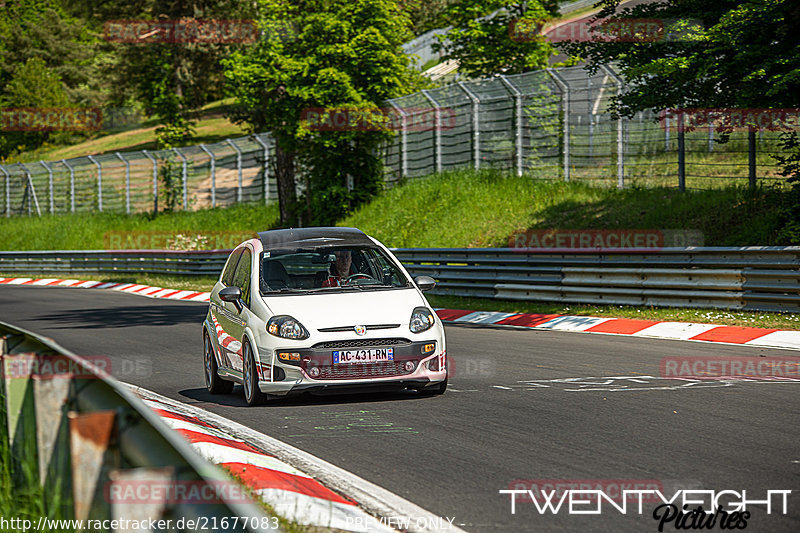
[332,348,394,364]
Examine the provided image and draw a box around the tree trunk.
[275,141,297,226]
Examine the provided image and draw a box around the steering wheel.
[345,273,374,284]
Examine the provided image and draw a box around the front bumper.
[257,348,447,396]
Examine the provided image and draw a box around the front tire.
[419,378,447,395]
[243,340,266,406]
[204,331,233,394]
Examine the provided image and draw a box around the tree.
[65,0,257,148]
[563,0,800,242]
[223,0,424,226]
[434,0,562,79]
[562,0,800,115]
[0,0,99,157]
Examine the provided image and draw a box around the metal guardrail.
[392,247,800,312]
[0,320,277,532]
[1,247,799,312]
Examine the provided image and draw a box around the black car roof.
[257,227,374,250]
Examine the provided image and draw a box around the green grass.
[340,169,795,247]
[1,403,75,532]
[427,295,800,331]
[0,202,279,250]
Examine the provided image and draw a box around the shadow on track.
[35,304,206,329]
[178,386,441,408]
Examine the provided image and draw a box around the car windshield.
[260,246,410,294]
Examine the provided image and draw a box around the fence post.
[500,76,524,177]
[18,163,41,216]
[86,155,103,212]
[678,127,686,192]
[39,161,54,213]
[252,135,270,204]
[748,130,756,189]
[142,150,158,213]
[388,102,408,179]
[115,153,130,214]
[665,115,670,150]
[1,164,9,217]
[708,122,714,152]
[61,160,76,213]
[457,82,481,171]
[546,69,570,181]
[421,90,443,174]
[600,65,625,189]
[199,145,216,208]
[172,148,188,210]
[226,139,243,203]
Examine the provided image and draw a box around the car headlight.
[267,315,309,340]
[409,307,435,333]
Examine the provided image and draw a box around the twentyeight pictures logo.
[501,482,793,531]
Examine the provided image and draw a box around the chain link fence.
[0,65,794,217]
[0,134,276,216]
[383,65,794,188]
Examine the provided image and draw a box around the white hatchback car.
[202,227,447,405]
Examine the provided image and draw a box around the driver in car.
[322,250,355,287]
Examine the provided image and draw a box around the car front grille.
[312,338,410,350]
[312,360,417,380]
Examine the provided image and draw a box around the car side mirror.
[414,275,436,292]
[219,286,243,312]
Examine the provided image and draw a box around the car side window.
[221,249,243,286]
[232,249,252,308]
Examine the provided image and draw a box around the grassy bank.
[341,169,795,247]
[0,203,279,251]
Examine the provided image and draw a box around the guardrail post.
[2,353,39,484]
[457,82,481,171]
[546,69,570,181]
[252,135,270,204]
[421,90,443,174]
[39,161,54,213]
[600,65,625,189]
[0,165,9,217]
[226,139,243,203]
[500,76,524,177]
[68,410,118,522]
[61,159,76,213]
[388,102,409,179]
[86,155,103,212]
[748,130,756,189]
[172,147,188,210]
[33,357,73,513]
[142,150,158,213]
[18,163,41,216]
[109,467,173,526]
[199,144,216,208]
[115,153,130,214]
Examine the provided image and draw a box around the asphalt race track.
[1,285,798,532]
